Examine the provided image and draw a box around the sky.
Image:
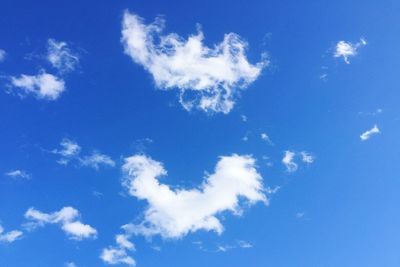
[1,0,400,266]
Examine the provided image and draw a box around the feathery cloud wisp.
[0,225,23,243]
[47,39,79,73]
[360,125,380,141]
[5,169,31,180]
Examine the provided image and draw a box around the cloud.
[24,207,97,240]
[260,133,273,145]
[51,138,115,169]
[64,262,77,267]
[300,151,314,164]
[47,39,79,73]
[360,124,380,141]
[80,151,116,170]
[334,38,367,64]
[0,49,6,62]
[121,154,268,239]
[0,225,23,243]
[9,72,65,100]
[52,138,81,164]
[121,11,266,114]
[237,240,253,248]
[5,169,31,180]
[282,150,315,172]
[282,150,297,172]
[101,234,136,266]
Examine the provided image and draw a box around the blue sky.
[1,0,400,266]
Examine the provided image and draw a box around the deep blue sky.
[1,0,400,266]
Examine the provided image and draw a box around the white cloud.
[282,150,315,172]
[282,150,297,173]
[360,124,380,141]
[47,39,79,73]
[0,49,6,62]
[0,225,23,243]
[64,262,77,267]
[101,246,136,266]
[5,169,31,180]
[121,154,268,239]
[216,244,234,252]
[116,234,135,250]
[80,151,116,170]
[260,133,273,145]
[300,151,314,164]
[52,138,81,165]
[334,38,367,64]
[51,138,115,169]
[237,240,253,248]
[9,72,65,100]
[121,11,266,114]
[24,207,97,240]
[101,234,136,266]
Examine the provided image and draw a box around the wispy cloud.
[121,11,266,114]
[101,234,136,266]
[5,169,31,180]
[260,133,274,145]
[24,207,97,240]
[282,150,315,172]
[334,38,367,64]
[47,39,79,74]
[300,151,315,164]
[0,49,6,62]
[0,225,23,243]
[282,150,297,172]
[51,138,114,169]
[80,151,116,170]
[360,125,380,141]
[9,72,65,100]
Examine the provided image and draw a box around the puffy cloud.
[360,124,380,141]
[5,169,31,180]
[121,154,267,239]
[101,234,136,266]
[80,151,116,170]
[334,38,367,64]
[121,11,266,114]
[9,72,65,100]
[24,207,97,240]
[282,150,297,172]
[47,39,79,73]
[0,225,23,243]
[0,49,6,62]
